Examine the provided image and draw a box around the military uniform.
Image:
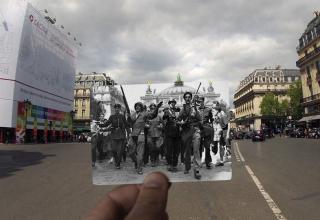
[163,106,180,170]
[127,103,160,174]
[178,103,202,177]
[105,113,129,168]
[146,115,163,166]
[198,105,214,168]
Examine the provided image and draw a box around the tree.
[260,92,279,116]
[278,99,290,116]
[287,80,303,119]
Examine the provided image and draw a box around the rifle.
[192,82,202,112]
[120,85,130,115]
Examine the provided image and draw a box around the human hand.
[86,172,171,220]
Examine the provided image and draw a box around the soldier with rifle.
[177,85,202,180]
[120,85,163,174]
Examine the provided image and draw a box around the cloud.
[2,0,319,106]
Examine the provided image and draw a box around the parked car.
[244,131,253,139]
[234,131,245,139]
[252,130,265,142]
[262,128,274,138]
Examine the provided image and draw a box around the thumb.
[125,172,171,220]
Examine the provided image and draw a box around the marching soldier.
[146,103,164,167]
[105,104,130,169]
[177,92,202,179]
[163,99,180,172]
[198,97,214,169]
[127,101,163,174]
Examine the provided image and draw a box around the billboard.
[0,1,77,127]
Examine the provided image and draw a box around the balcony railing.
[302,93,320,103]
[296,47,320,67]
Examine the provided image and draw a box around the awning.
[298,114,320,122]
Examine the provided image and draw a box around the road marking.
[235,142,245,162]
[245,165,287,220]
[233,142,241,162]
[236,142,287,220]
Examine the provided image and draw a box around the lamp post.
[23,99,32,143]
[69,110,75,142]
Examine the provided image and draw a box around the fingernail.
[143,173,165,189]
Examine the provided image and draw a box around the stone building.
[233,68,300,131]
[73,72,116,132]
[296,12,320,127]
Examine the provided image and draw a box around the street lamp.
[70,110,75,142]
[23,99,32,143]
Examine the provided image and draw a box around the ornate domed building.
[141,74,222,109]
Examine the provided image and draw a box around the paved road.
[0,138,319,220]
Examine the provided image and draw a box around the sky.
[1,0,319,105]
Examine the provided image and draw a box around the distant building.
[73,73,116,132]
[233,68,300,130]
[296,12,320,127]
[140,74,225,111]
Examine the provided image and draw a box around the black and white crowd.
[91,91,231,180]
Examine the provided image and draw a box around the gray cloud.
[1,0,319,105]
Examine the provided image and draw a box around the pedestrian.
[105,104,130,169]
[198,97,214,169]
[90,100,106,167]
[5,130,10,144]
[212,115,224,166]
[177,92,202,179]
[127,101,163,174]
[163,99,180,172]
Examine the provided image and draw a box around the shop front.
[15,102,73,143]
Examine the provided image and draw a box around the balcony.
[296,47,320,67]
[302,93,320,103]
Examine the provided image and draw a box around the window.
[270,77,273,82]
[75,99,78,107]
[82,109,85,117]
[316,60,320,72]
[82,99,86,107]
[307,66,311,76]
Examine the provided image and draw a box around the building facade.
[296,12,320,127]
[233,68,300,131]
[73,73,115,132]
[0,2,77,143]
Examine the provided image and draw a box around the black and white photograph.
[90,75,232,185]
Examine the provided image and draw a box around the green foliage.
[260,92,279,116]
[287,80,303,119]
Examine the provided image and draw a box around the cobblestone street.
[92,154,232,185]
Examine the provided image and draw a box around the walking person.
[146,103,164,167]
[198,97,214,169]
[105,104,130,169]
[127,101,163,174]
[163,99,180,172]
[90,101,105,167]
[177,92,202,179]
